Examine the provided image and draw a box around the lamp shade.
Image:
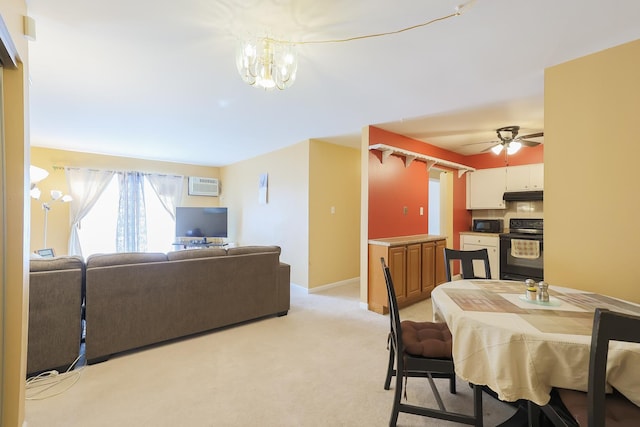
[30,165,49,184]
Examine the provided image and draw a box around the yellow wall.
[221,142,310,286]
[359,127,370,304]
[30,147,220,255]
[545,39,640,302]
[308,140,360,288]
[0,2,30,425]
[221,139,361,290]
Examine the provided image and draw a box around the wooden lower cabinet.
[406,243,423,300]
[421,242,436,296]
[368,237,447,314]
[388,246,407,303]
[435,239,447,284]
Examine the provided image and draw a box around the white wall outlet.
[420,207,424,216]
[330,206,335,214]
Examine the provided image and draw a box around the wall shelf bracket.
[380,149,394,163]
[369,143,476,175]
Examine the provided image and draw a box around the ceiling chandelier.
[236,38,297,90]
[235,1,475,91]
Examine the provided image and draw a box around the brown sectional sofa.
[28,256,84,375]
[84,246,290,364]
[27,246,290,372]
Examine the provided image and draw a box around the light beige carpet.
[24,282,515,426]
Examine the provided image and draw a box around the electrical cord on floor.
[25,354,83,400]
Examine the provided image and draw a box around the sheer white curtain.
[66,168,116,256]
[146,174,184,220]
[116,172,147,252]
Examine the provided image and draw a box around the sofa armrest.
[277,262,291,315]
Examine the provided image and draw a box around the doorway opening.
[428,169,453,246]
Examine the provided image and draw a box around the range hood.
[503,190,543,201]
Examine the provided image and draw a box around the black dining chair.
[443,248,492,281]
[381,257,483,427]
[530,308,640,427]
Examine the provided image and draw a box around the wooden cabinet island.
[368,234,447,314]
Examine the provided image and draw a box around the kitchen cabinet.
[467,167,506,209]
[422,239,447,296]
[460,233,499,279]
[406,243,422,299]
[506,163,544,191]
[368,235,447,314]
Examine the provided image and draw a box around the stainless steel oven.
[499,218,543,282]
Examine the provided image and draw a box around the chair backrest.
[443,248,491,281]
[588,308,640,426]
[380,257,403,357]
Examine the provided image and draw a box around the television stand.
[172,240,228,250]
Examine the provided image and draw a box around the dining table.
[430,279,640,414]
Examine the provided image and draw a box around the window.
[78,175,175,256]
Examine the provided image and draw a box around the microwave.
[472,219,503,233]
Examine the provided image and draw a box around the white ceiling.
[25,0,640,166]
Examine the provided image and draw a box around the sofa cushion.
[227,245,281,256]
[167,248,228,261]
[30,255,84,272]
[86,252,167,268]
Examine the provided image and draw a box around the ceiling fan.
[480,125,543,155]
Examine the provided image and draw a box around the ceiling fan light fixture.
[491,144,504,155]
[507,140,522,155]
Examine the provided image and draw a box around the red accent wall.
[367,126,543,248]
[368,126,471,245]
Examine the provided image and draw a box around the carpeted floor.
[24,282,516,426]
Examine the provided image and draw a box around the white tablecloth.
[431,280,640,406]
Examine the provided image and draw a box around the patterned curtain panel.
[146,174,184,220]
[66,168,116,256]
[116,172,147,252]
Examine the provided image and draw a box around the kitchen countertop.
[368,234,447,246]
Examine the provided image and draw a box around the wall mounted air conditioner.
[188,177,219,197]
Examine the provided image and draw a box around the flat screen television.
[175,207,228,238]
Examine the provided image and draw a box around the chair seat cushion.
[401,320,452,358]
[558,388,640,427]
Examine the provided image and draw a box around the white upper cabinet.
[467,167,506,209]
[505,163,544,191]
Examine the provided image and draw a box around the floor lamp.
[39,190,72,249]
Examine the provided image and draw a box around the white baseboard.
[291,277,360,294]
[308,277,360,294]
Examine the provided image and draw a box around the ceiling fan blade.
[520,132,543,139]
[462,139,500,147]
[481,143,501,152]
[520,139,541,147]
